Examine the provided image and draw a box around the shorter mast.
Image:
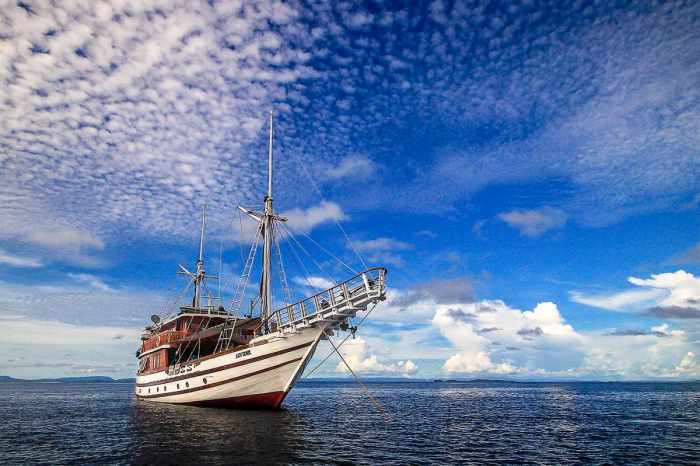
[194,202,207,308]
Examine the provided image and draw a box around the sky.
[1,0,699,381]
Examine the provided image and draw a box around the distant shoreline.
[2,375,698,384]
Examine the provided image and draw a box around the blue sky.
[1,0,700,380]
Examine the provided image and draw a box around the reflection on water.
[130,401,305,465]
[1,381,699,465]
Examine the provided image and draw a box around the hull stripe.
[136,341,312,387]
[136,357,302,399]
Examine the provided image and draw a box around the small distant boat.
[134,111,388,408]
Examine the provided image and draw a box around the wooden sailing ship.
[134,111,388,408]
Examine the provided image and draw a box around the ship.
[134,111,388,408]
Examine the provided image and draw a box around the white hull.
[135,327,323,408]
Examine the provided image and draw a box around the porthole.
[139,389,142,393]
[203,378,207,384]
[186,381,189,388]
[164,386,167,392]
[177,383,180,389]
[148,388,150,393]
[156,387,159,392]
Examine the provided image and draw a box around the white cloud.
[293,276,334,290]
[571,270,700,313]
[0,248,42,268]
[67,273,113,292]
[354,237,413,253]
[27,229,106,267]
[353,237,413,268]
[570,288,665,312]
[432,301,582,375]
[498,207,568,238]
[28,230,105,250]
[282,202,348,233]
[323,156,375,180]
[657,352,700,378]
[0,315,140,346]
[334,337,418,377]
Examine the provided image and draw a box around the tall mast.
[194,202,206,308]
[261,110,274,322]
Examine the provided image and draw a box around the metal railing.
[255,267,387,334]
[140,330,191,353]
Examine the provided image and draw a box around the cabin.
[137,306,260,376]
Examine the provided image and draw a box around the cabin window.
[153,354,160,369]
[164,386,167,392]
[177,384,180,389]
[156,387,159,392]
[148,388,151,393]
[186,382,189,388]
[189,321,198,330]
[203,378,207,384]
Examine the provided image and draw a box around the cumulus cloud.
[334,337,418,377]
[498,207,568,238]
[432,300,582,375]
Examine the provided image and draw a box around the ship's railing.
[140,330,190,353]
[255,267,387,334]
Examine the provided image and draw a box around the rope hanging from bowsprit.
[320,326,389,421]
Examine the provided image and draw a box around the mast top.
[267,110,274,208]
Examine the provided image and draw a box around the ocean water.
[0,381,698,465]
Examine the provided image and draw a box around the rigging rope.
[300,301,379,381]
[321,326,389,420]
[285,222,358,275]
[279,223,334,284]
[277,123,368,271]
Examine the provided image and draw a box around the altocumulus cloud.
[2,0,700,261]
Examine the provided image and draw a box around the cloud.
[432,300,582,375]
[392,277,473,307]
[27,229,106,267]
[67,273,113,292]
[292,276,334,290]
[498,207,568,238]
[648,306,700,320]
[416,230,438,239]
[353,237,413,253]
[517,327,544,337]
[670,243,700,264]
[322,156,375,180]
[334,337,418,377]
[1,0,699,253]
[29,230,105,250]
[571,270,700,312]
[0,315,140,346]
[570,288,665,312]
[0,248,42,268]
[353,237,413,269]
[282,202,348,233]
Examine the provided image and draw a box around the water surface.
[1,381,698,465]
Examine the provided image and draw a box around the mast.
[194,202,207,308]
[261,110,274,323]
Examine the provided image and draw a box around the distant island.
[0,375,136,383]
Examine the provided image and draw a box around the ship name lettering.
[236,350,251,359]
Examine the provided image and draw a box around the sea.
[0,381,698,465]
